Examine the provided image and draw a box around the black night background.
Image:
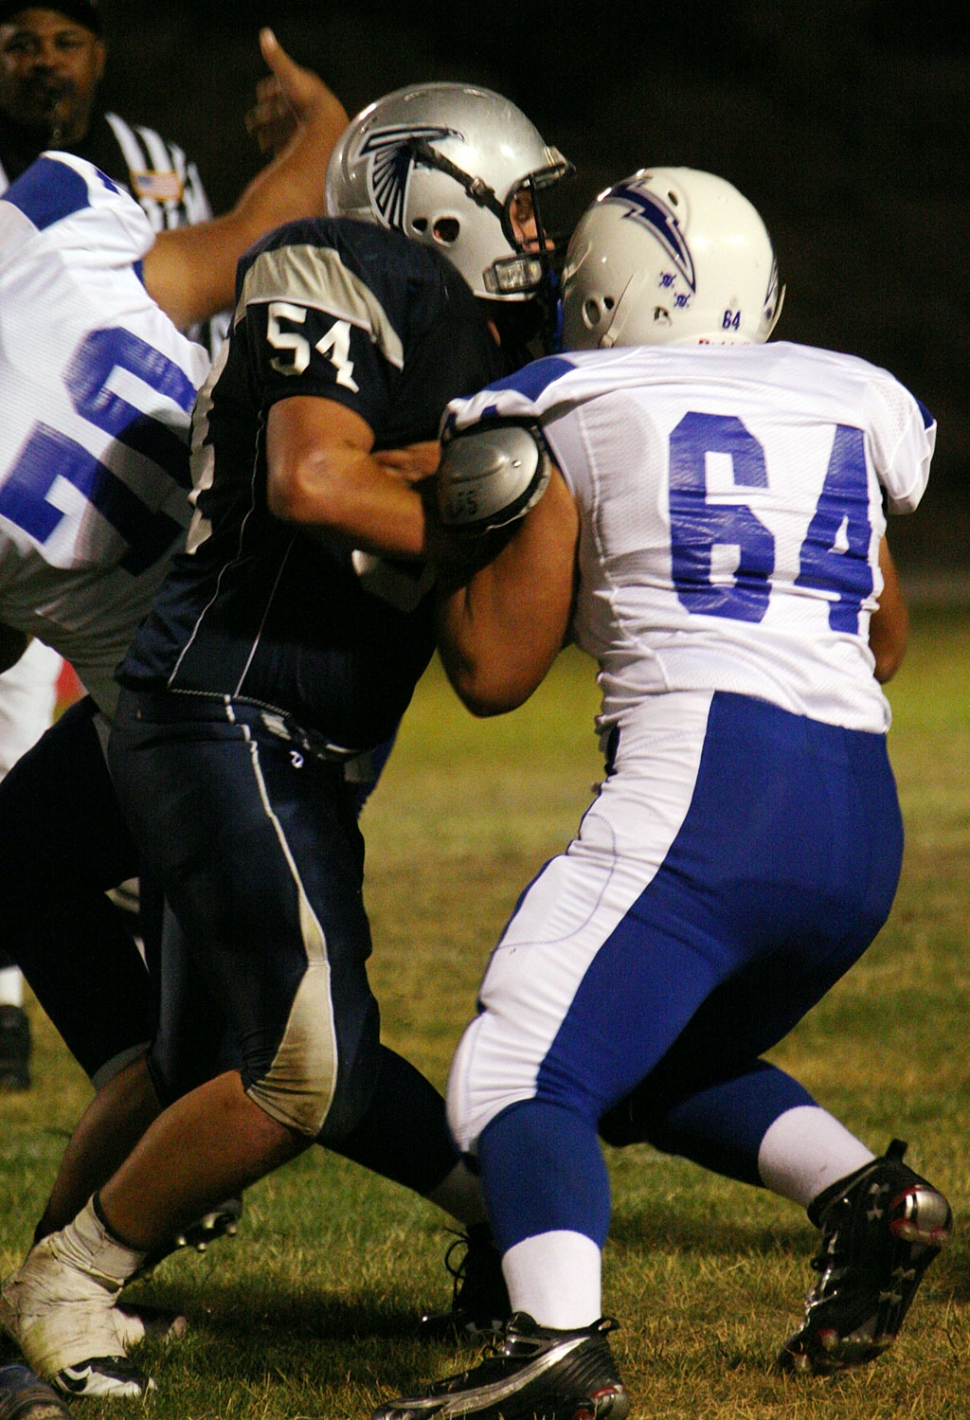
[96,0,968,577]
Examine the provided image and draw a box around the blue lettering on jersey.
[668,411,774,622]
[3,156,90,231]
[795,424,872,633]
[67,328,196,485]
[0,327,194,575]
[668,412,877,634]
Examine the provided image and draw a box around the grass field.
[1,604,968,1419]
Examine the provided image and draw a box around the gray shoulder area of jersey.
[234,243,404,370]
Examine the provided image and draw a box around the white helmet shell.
[561,167,784,349]
[325,82,571,301]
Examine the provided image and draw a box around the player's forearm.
[870,536,908,682]
[266,397,430,557]
[436,470,579,716]
[271,444,431,556]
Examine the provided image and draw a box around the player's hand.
[245,72,298,155]
[374,441,442,484]
[246,29,347,155]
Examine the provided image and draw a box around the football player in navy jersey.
[372,170,951,1420]
[0,84,572,1400]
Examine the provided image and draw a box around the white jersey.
[445,342,934,734]
[0,152,210,715]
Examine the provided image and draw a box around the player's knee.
[248,983,381,1142]
[315,997,382,1144]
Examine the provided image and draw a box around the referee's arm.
[143,31,347,330]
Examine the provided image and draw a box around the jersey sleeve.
[866,370,936,514]
[234,239,402,435]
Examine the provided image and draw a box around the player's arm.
[870,535,908,683]
[143,31,348,331]
[265,395,431,558]
[436,439,580,716]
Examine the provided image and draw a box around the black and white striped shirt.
[0,109,227,352]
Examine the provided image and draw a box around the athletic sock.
[502,1230,602,1329]
[757,1105,875,1210]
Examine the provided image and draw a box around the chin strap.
[407,138,507,225]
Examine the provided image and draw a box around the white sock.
[0,967,23,1008]
[54,1196,147,1289]
[758,1105,875,1210]
[3,1197,148,1376]
[502,1231,601,1330]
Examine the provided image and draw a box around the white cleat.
[0,1201,155,1398]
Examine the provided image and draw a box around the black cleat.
[779,1138,953,1375]
[376,1312,630,1420]
[419,1224,511,1341]
[0,1006,30,1092]
[132,1195,243,1280]
[0,1362,74,1419]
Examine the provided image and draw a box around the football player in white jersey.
[374,170,952,1420]
[0,24,349,1091]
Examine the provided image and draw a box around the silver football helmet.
[325,82,572,301]
[561,167,784,349]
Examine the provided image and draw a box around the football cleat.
[418,1224,511,1341]
[779,1138,953,1375]
[0,1361,74,1419]
[375,1312,630,1420]
[0,1211,152,1399]
[49,1358,152,1401]
[132,1194,243,1280]
[0,1006,31,1092]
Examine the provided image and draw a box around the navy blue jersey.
[118,219,506,751]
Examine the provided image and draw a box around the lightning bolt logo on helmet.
[356,125,459,232]
[603,178,696,293]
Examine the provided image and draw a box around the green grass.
[2,605,969,1418]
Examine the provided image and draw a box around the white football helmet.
[561,167,784,349]
[325,82,572,301]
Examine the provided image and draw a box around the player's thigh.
[112,692,379,1137]
[448,691,902,1152]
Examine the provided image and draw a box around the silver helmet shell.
[562,167,784,349]
[325,82,571,301]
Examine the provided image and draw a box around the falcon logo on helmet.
[604,179,696,293]
[325,83,572,313]
[357,125,459,232]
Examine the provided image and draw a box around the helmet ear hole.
[433,217,460,245]
[411,218,428,233]
[582,298,602,329]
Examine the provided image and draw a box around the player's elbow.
[440,647,538,717]
[872,633,907,684]
[265,469,302,524]
[870,595,909,683]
